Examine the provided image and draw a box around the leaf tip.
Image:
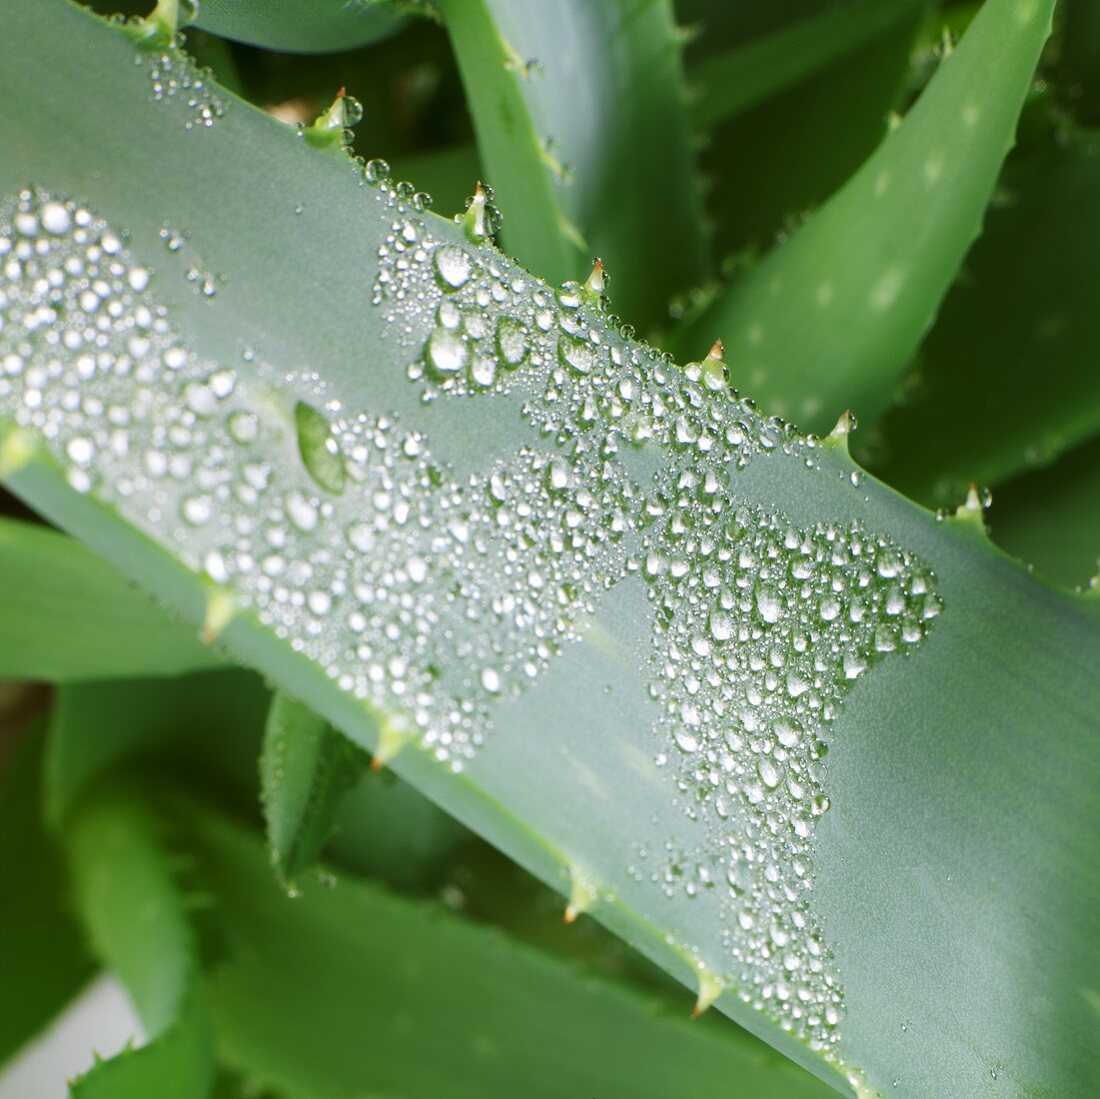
[691,968,723,1019]
[953,482,991,529]
[304,87,363,149]
[200,587,237,643]
[456,181,492,243]
[582,257,607,306]
[370,721,409,771]
[0,428,36,478]
[563,864,599,924]
[824,409,855,451]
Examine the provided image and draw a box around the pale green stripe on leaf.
[678,0,1054,433]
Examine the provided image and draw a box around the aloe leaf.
[1,4,1098,1094]
[260,692,370,887]
[689,0,923,130]
[63,785,213,1098]
[326,765,467,891]
[868,132,1100,506]
[194,0,408,53]
[438,0,708,329]
[0,517,225,681]
[685,0,921,261]
[0,725,96,1067]
[46,673,270,827]
[188,802,833,1099]
[988,434,1100,589]
[677,0,1054,433]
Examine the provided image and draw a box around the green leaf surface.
[0,725,96,1067]
[678,0,1053,432]
[988,434,1100,589]
[326,766,468,891]
[439,0,708,329]
[1,5,1098,1095]
[64,785,213,1098]
[46,672,269,827]
[190,802,833,1099]
[689,0,923,130]
[260,691,369,886]
[0,517,225,682]
[684,0,922,263]
[867,135,1100,506]
[194,0,408,53]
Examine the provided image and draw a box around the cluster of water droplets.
[372,190,943,1051]
[1,179,943,1054]
[117,1,228,131]
[0,188,636,767]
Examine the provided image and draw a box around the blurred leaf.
[690,0,922,130]
[389,141,481,221]
[194,0,409,54]
[868,136,1100,506]
[677,0,1053,433]
[260,692,369,886]
[0,517,225,682]
[46,672,269,827]
[65,785,213,1098]
[0,725,95,1067]
[439,0,708,329]
[686,0,922,263]
[191,805,833,1099]
[326,766,468,892]
[989,434,1100,589]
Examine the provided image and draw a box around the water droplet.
[295,401,346,494]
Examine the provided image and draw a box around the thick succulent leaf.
[189,802,833,1099]
[0,516,225,681]
[1,4,1099,1095]
[46,673,269,827]
[689,0,923,130]
[439,0,708,330]
[325,765,468,891]
[63,785,213,1098]
[684,0,922,262]
[0,725,96,1067]
[868,135,1100,506]
[989,434,1100,589]
[194,0,408,53]
[677,0,1053,432]
[260,691,369,886]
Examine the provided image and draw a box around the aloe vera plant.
[0,1,1097,1097]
